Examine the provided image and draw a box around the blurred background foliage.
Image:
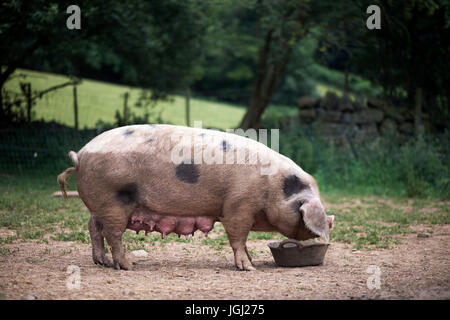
[0,0,449,198]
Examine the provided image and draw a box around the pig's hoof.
[94,256,114,268]
[236,265,256,271]
[113,260,133,270]
[235,259,256,271]
[243,265,256,271]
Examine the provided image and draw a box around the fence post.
[345,132,358,160]
[122,92,129,124]
[185,88,191,127]
[73,85,79,130]
[27,83,32,122]
[19,82,32,122]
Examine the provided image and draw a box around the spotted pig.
[57,124,334,271]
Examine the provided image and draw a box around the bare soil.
[0,224,449,300]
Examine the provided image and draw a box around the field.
[1,69,449,300]
[5,69,250,130]
[0,175,448,299]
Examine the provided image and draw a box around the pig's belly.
[126,206,216,239]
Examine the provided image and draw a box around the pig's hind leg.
[88,215,113,267]
[97,206,133,270]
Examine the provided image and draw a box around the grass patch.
[248,231,282,240]
[53,231,90,243]
[0,236,17,244]
[325,195,449,249]
[21,230,45,240]
[60,249,73,255]
[201,237,227,251]
[0,247,18,257]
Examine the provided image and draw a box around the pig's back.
[76,124,299,216]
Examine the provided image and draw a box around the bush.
[397,135,449,197]
[266,118,449,198]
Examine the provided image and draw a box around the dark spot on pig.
[147,138,154,144]
[221,140,230,152]
[283,175,307,197]
[199,133,206,138]
[117,183,139,205]
[124,129,134,136]
[175,163,199,184]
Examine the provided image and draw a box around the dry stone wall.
[296,92,425,143]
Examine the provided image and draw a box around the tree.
[239,0,320,129]
[314,1,366,96]
[348,0,450,132]
[0,0,116,123]
[0,0,211,125]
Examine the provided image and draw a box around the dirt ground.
[0,223,449,300]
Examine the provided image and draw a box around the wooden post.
[414,87,423,135]
[25,83,32,122]
[344,69,349,97]
[123,92,129,124]
[185,88,190,127]
[19,82,32,122]
[73,85,79,130]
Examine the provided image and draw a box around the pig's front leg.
[221,202,256,271]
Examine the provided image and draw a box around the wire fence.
[0,127,99,174]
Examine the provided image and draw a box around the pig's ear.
[300,199,328,239]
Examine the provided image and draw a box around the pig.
[57,124,334,271]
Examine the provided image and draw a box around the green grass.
[4,68,327,131]
[312,63,382,98]
[0,174,448,251]
[323,193,449,249]
[0,247,18,257]
[5,69,249,130]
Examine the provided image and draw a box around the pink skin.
[126,208,216,239]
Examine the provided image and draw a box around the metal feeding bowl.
[268,239,330,267]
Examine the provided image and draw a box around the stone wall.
[296,92,426,143]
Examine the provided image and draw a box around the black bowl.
[268,239,329,267]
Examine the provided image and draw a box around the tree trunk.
[240,29,293,130]
[344,69,349,97]
[26,83,32,122]
[0,88,4,123]
[123,92,129,124]
[414,87,423,135]
[240,29,273,130]
[185,88,191,127]
[73,85,79,130]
